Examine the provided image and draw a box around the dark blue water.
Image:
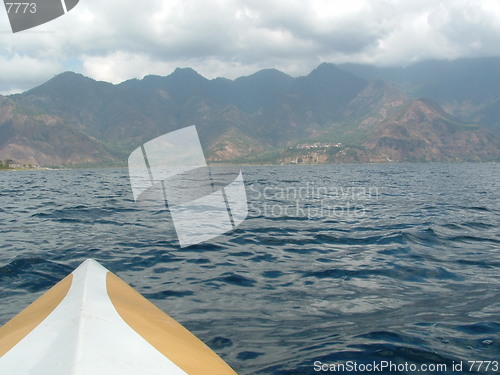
[1,163,499,374]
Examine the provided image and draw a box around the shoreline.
[0,160,497,172]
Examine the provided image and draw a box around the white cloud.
[0,54,64,94]
[0,0,499,93]
[82,52,172,83]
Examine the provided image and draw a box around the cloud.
[0,0,499,93]
[0,54,64,94]
[81,52,172,83]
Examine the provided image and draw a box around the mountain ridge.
[340,56,500,130]
[2,58,499,166]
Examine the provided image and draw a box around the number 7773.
[5,2,37,14]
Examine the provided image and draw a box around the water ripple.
[0,164,499,374]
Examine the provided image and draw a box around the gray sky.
[1,0,499,94]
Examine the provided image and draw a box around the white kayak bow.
[0,259,237,374]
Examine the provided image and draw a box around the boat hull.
[0,259,237,374]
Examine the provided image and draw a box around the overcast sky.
[0,0,499,93]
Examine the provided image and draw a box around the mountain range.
[1,57,499,167]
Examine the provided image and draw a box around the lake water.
[0,163,499,374]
